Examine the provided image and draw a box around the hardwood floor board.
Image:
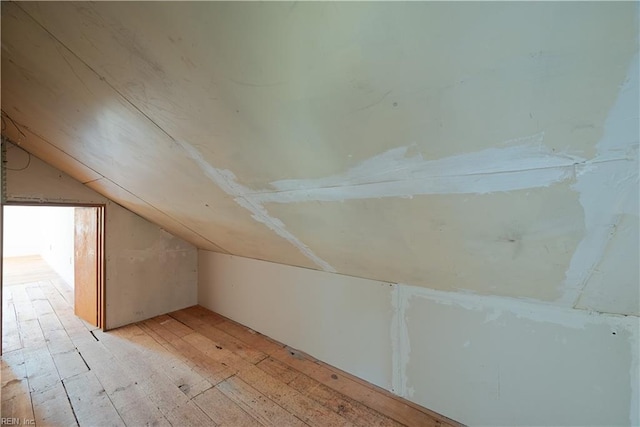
[182,305,227,325]
[63,370,125,426]
[18,318,47,351]
[95,328,148,361]
[49,277,75,306]
[72,338,157,420]
[35,311,65,334]
[2,301,22,353]
[1,377,29,404]
[255,356,402,426]
[163,399,217,427]
[117,397,172,427]
[80,350,138,404]
[141,371,191,410]
[24,283,47,303]
[43,328,77,355]
[217,376,308,427]
[93,326,215,425]
[1,355,29,403]
[181,330,253,373]
[31,379,78,427]
[31,292,55,312]
[121,368,215,427]
[51,349,90,380]
[138,320,200,369]
[1,347,34,421]
[212,318,285,356]
[23,347,60,395]
[2,256,58,286]
[237,364,355,427]
[12,287,38,324]
[1,391,35,423]
[193,386,262,427]
[289,373,404,427]
[1,349,27,381]
[257,356,302,385]
[43,299,89,340]
[154,314,194,337]
[40,281,75,317]
[270,347,452,427]
[170,309,268,364]
[109,325,213,400]
[139,318,236,385]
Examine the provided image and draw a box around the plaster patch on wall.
[560,54,639,306]
[396,282,638,331]
[173,139,336,272]
[253,132,592,203]
[393,281,640,425]
[630,323,640,426]
[391,284,411,398]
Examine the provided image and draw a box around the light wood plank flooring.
[2,258,459,426]
[2,255,61,286]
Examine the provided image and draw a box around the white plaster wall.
[4,143,198,329]
[401,288,638,426]
[198,251,640,427]
[2,206,43,257]
[38,206,75,288]
[106,206,197,327]
[198,250,394,389]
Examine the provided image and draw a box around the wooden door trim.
[98,205,106,330]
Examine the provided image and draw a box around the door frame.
[0,202,106,355]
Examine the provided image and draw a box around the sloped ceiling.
[2,2,638,315]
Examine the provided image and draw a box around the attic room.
[0,2,638,426]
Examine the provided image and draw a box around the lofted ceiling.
[2,2,638,315]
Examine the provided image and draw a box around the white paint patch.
[391,284,411,398]
[252,133,593,203]
[560,54,639,307]
[234,196,336,272]
[630,324,640,426]
[173,139,336,272]
[396,282,638,330]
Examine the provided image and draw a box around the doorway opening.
[2,204,105,353]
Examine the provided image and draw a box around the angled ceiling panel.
[2,2,637,314]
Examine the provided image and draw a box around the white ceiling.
[2,2,638,315]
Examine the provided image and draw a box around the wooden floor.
[2,255,61,286]
[1,259,458,427]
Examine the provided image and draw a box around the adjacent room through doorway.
[2,204,105,354]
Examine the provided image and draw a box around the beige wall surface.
[4,142,198,329]
[199,250,640,426]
